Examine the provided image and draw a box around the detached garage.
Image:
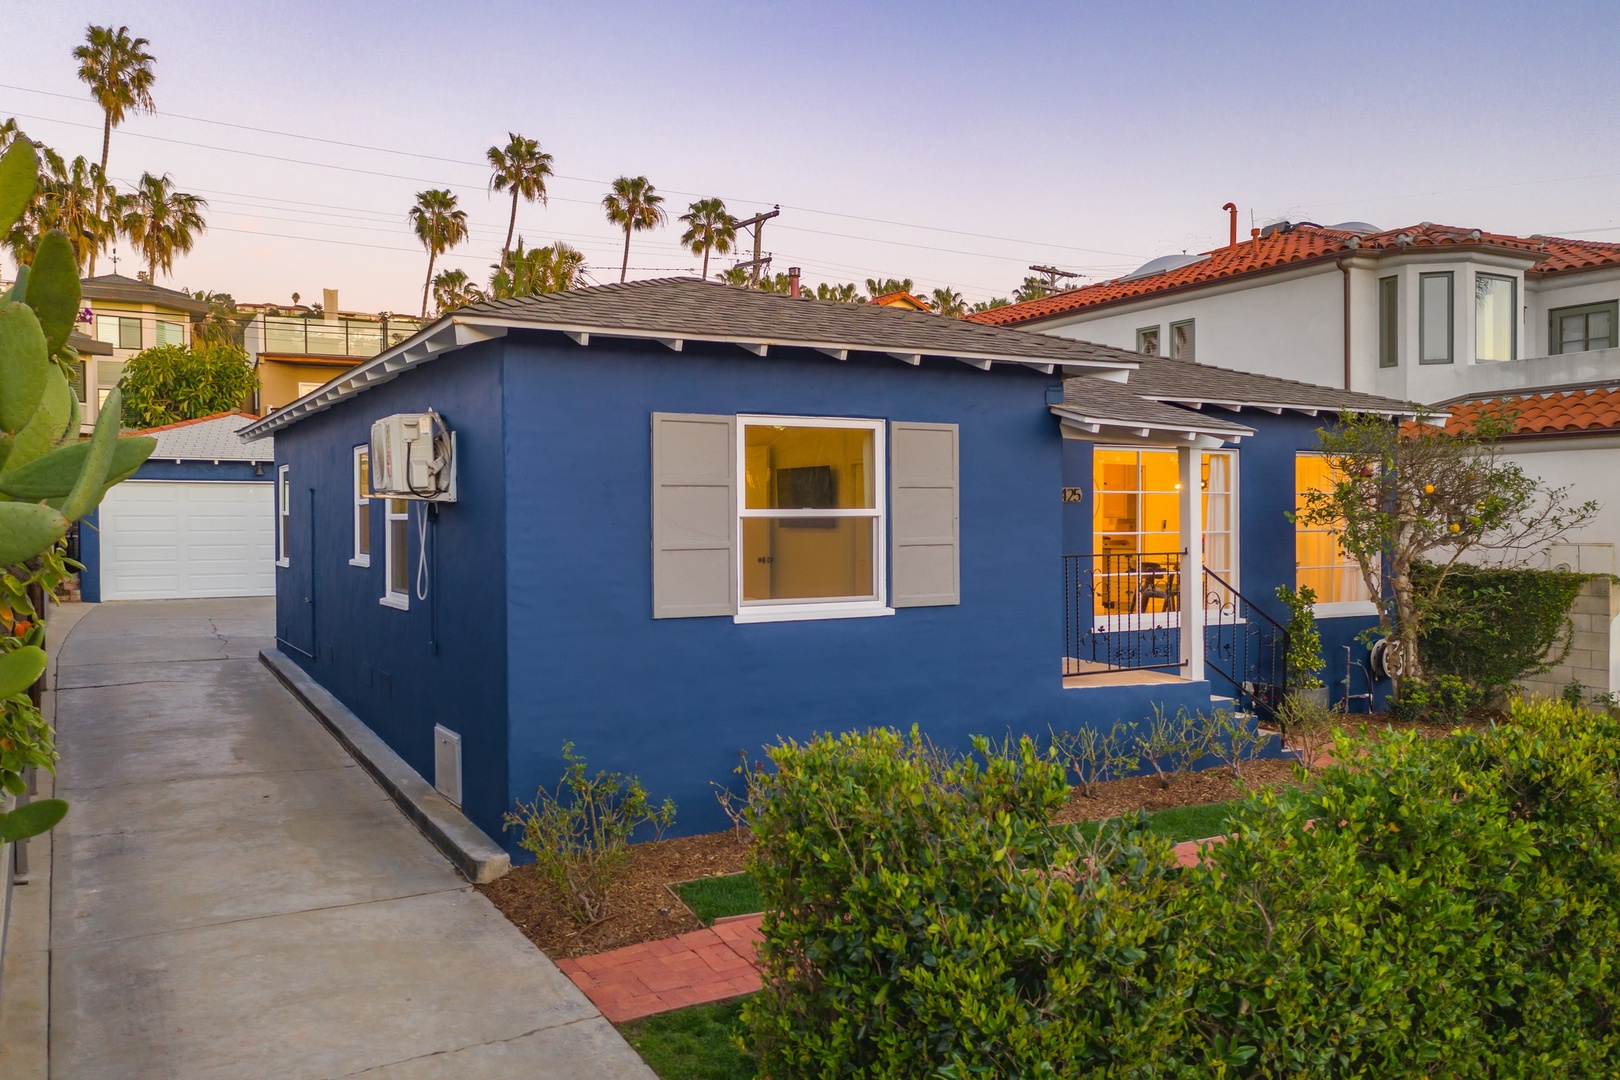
[80,412,276,602]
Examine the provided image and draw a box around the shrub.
[1199,708,1269,781]
[743,728,1207,1078]
[1273,692,1337,775]
[1050,720,1138,798]
[1190,701,1620,1074]
[119,342,257,428]
[504,743,675,924]
[1276,584,1325,690]
[1413,561,1588,699]
[1132,705,1206,788]
[1391,673,1482,725]
[745,703,1620,1075]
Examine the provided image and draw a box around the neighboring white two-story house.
[971,219,1620,569]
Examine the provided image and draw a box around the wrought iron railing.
[1063,552,1186,674]
[1203,566,1288,714]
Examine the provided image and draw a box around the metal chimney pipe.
[788,267,801,298]
[1222,203,1238,248]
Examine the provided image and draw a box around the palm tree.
[601,176,666,283]
[42,157,118,271]
[864,277,915,298]
[73,24,156,275]
[490,239,586,299]
[432,269,485,314]
[815,282,862,304]
[1013,276,1057,303]
[120,172,206,283]
[930,287,967,318]
[408,189,468,318]
[677,198,734,280]
[487,133,553,272]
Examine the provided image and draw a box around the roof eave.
[1048,404,1253,443]
[239,311,1139,440]
[1150,396,1426,420]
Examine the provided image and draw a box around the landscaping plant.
[1294,409,1596,696]
[1050,719,1138,798]
[504,742,676,925]
[118,341,256,428]
[1131,705,1205,788]
[0,137,155,845]
[1276,583,1324,692]
[1200,708,1269,781]
[743,728,1208,1078]
[1272,692,1337,775]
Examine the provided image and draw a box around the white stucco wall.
[1041,266,1347,389]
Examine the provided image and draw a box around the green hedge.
[1413,562,1589,696]
[744,705,1620,1077]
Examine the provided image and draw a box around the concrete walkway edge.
[259,647,510,885]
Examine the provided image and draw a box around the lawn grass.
[620,999,755,1080]
[673,873,762,924]
[1075,799,1239,845]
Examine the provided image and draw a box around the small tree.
[120,342,256,428]
[1294,410,1597,694]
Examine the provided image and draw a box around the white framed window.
[154,319,184,346]
[350,446,371,567]
[381,498,409,610]
[1295,453,1375,613]
[95,314,141,350]
[297,381,323,397]
[735,415,889,623]
[276,465,291,567]
[1091,447,1235,620]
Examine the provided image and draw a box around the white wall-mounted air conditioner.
[371,411,456,501]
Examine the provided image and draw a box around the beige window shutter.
[890,422,960,607]
[651,412,736,618]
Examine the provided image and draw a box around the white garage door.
[98,480,276,600]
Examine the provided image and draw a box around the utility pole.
[1028,264,1084,292]
[730,206,781,286]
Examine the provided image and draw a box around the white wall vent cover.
[433,725,463,807]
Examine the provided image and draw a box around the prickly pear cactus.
[0,137,157,844]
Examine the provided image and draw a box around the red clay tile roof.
[870,290,931,311]
[968,224,1620,327]
[1440,387,1620,438]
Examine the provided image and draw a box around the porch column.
[1178,445,1206,681]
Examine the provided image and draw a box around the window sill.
[350,556,371,568]
[1312,600,1377,618]
[276,559,289,568]
[734,602,894,625]
[379,594,409,611]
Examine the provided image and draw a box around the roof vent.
[1327,221,1381,235]
[1119,253,1209,282]
[1259,220,1293,238]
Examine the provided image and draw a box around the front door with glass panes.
[1091,448,1233,617]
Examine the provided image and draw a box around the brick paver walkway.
[557,914,764,1023]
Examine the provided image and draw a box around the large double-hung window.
[650,412,960,622]
[1294,454,1373,609]
[740,418,883,614]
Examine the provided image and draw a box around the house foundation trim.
[259,647,511,883]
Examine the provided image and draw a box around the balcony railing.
[1203,567,1288,714]
[258,316,424,359]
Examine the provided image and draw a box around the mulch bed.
[477,827,754,960]
[482,717,1494,961]
[1050,757,1304,825]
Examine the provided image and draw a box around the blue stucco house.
[239,279,1412,855]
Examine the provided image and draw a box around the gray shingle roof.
[81,274,210,315]
[454,277,1141,369]
[1124,356,1415,416]
[1056,377,1254,438]
[140,412,273,462]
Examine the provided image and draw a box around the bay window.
[1419,272,1453,364]
[1475,273,1516,362]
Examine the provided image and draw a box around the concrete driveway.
[43,598,654,1080]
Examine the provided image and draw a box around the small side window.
[1378,276,1399,368]
[276,465,291,567]
[1170,319,1195,361]
[351,447,371,567]
[1136,326,1160,356]
[381,499,410,610]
